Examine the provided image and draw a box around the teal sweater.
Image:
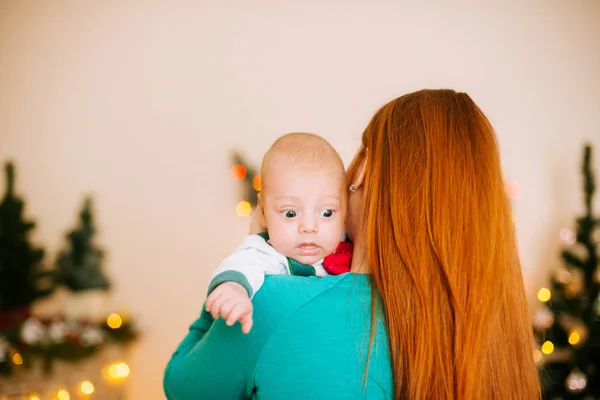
[163,273,393,400]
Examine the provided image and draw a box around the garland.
[0,312,138,377]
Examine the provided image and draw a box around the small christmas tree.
[232,152,260,208]
[533,143,600,399]
[55,197,110,292]
[0,162,53,330]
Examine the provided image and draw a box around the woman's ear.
[352,150,367,190]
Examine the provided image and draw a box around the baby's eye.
[320,209,334,218]
[282,210,297,219]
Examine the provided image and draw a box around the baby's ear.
[249,193,266,235]
[257,193,267,228]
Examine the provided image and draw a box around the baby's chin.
[284,243,340,266]
[286,253,324,266]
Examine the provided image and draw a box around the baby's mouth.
[297,243,320,256]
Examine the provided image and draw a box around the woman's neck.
[349,238,370,274]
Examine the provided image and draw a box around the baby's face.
[261,163,346,265]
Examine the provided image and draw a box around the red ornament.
[323,241,353,275]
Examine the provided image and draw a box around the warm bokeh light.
[108,362,130,380]
[569,331,581,345]
[80,380,94,395]
[109,364,119,379]
[537,288,551,302]
[12,352,23,365]
[559,228,576,245]
[236,201,252,216]
[107,313,123,329]
[56,389,70,400]
[253,174,261,191]
[116,362,130,378]
[541,341,554,355]
[232,165,247,180]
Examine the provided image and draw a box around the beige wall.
[1,1,599,398]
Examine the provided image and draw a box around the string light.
[236,201,252,216]
[232,165,247,181]
[108,364,118,379]
[107,313,123,329]
[568,331,581,345]
[565,369,587,392]
[116,362,130,377]
[108,361,130,380]
[537,288,551,302]
[559,228,576,245]
[253,174,261,191]
[80,380,94,395]
[12,352,23,365]
[56,389,70,400]
[541,340,554,355]
[29,395,40,400]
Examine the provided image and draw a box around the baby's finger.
[219,299,237,321]
[225,303,247,326]
[206,287,227,312]
[208,294,227,320]
[239,312,253,334]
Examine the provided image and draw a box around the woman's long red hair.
[351,89,540,399]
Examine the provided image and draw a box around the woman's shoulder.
[253,274,341,309]
[256,273,358,304]
[251,273,369,329]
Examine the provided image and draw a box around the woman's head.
[348,89,540,399]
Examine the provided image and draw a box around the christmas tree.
[0,162,54,330]
[55,197,110,292]
[533,143,600,399]
[231,152,261,217]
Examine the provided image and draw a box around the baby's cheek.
[266,225,296,256]
[324,223,345,254]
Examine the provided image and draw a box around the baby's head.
[258,132,347,265]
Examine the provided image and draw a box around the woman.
[163,89,541,399]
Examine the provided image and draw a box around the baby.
[205,132,352,333]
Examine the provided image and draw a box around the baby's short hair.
[261,132,345,190]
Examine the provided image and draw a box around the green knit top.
[163,273,393,399]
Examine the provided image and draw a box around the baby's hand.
[205,282,253,334]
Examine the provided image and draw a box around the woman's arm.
[163,305,267,400]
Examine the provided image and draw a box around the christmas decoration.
[0,312,137,378]
[533,307,555,331]
[55,197,110,293]
[0,337,7,363]
[533,143,600,399]
[0,161,139,398]
[55,197,112,323]
[0,345,132,399]
[565,369,587,393]
[231,152,260,216]
[21,318,45,345]
[560,228,578,245]
[0,163,54,332]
